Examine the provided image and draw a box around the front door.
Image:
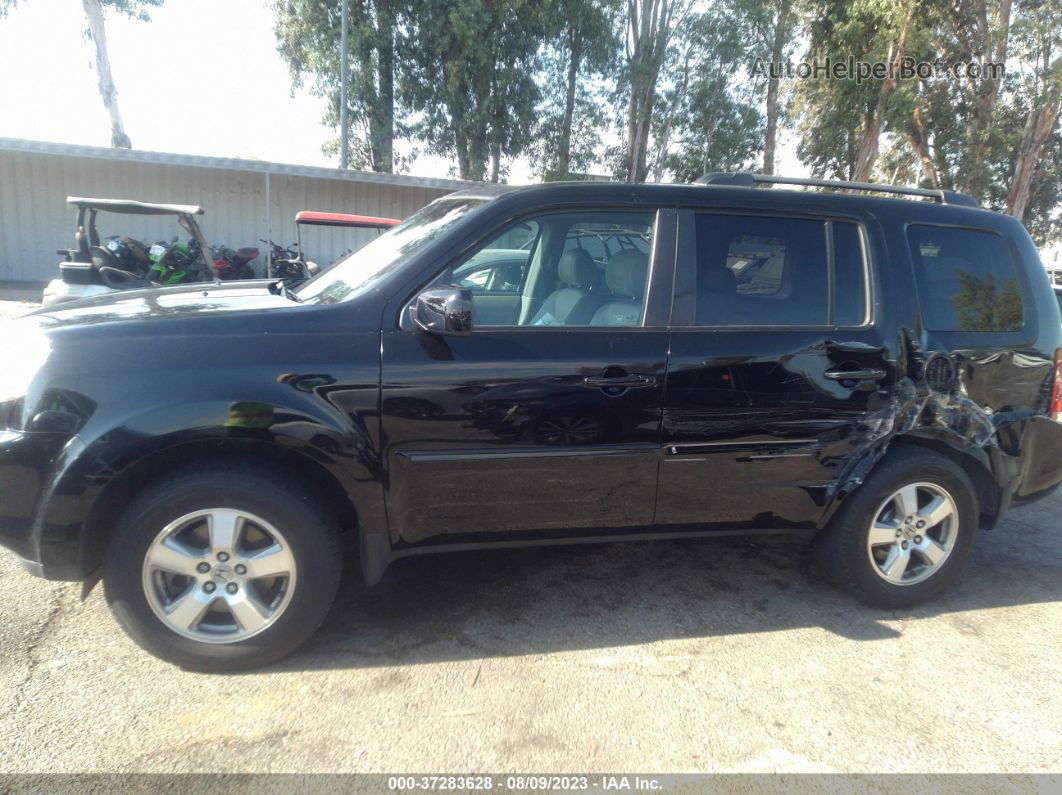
[657,209,890,529]
[380,207,674,546]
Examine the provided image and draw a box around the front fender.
[33,398,385,579]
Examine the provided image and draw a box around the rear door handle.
[823,368,886,381]
[583,373,656,388]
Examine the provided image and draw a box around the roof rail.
[694,172,980,207]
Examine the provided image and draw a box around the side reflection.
[28,389,97,434]
[952,271,1022,332]
[274,373,383,479]
[462,388,623,445]
[224,401,274,429]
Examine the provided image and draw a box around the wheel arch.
[832,431,1002,528]
[80,437,362,584]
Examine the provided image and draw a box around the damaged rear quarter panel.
[832,212,1062,521]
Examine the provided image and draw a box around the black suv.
[3,175,1061,670]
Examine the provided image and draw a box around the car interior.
[693,214,829,327]
[438,210,656,328]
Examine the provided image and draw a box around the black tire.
[104,465,342,671]
[816,450,978,609]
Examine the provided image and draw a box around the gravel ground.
[1,296,1060,774]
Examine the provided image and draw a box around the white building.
[0,137,470,284]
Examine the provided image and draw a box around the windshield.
[296,197,485,304]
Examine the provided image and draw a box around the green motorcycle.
[147,237,202,284]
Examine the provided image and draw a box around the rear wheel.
[104,466,342,671]
[817,450,978,609]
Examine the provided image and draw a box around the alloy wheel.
[141,508,297,643]
[866,482,958,586]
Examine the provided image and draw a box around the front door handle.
[583,373,656,389]
[823,368,886,381]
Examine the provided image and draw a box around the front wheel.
[104,466,342,671]
[816,450,978,609]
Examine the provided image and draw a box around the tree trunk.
[650,51,689,182]
[627,54,660,182]
[762,4,792,176]
[465,115,488,182]
[964,0,1012,181]
[1006,83,1061,219]
[906,104,939,186]
[624,0,673,183]
[82,0,131,149]
[490,140,501,183]
[454,125,472,181]
[375,0,395,173]
[851,7,911,182]
[557,28,583,178]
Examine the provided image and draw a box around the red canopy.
[295,211,400,229]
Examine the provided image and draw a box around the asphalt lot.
[1,295,1061,774]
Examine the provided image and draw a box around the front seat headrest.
[557,248,599,289]
[605,249,649,298]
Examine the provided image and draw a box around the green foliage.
[952,272,1023,332]
[0,0,162,19]
[274,0,397,172]
[794,0,920,179]
[529,0,621,180]
[398,0,548,181]
[651,10,764,181]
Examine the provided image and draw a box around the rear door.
[657,209,890,529]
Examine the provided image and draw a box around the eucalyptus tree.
[531,0,622,180]
[274,0,398,172]
[1,0,164,149]
[648,9,763,182]
[622,0,695,182]
[398,0,547,182]
[794,0,920,181]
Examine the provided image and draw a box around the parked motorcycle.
[102,235,152,277]
[212,245,259,280]
[44,197,215,306]
[147,237,203,284]
[260,239,303,280]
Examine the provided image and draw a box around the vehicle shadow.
[265,496,1062,673]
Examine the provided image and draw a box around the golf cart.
[272,210,400,281]
[43,197,216,307]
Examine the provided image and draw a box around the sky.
[0,0,802,184]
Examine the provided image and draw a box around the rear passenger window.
[833,222,868,326]
[563,232,607,263]
[907,225,1024,332]
[692,214,866,326]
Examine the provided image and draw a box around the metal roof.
[67,196,205,215]
[0,136,474,192]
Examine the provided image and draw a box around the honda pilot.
[3,174,1061,670]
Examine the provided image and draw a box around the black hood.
[31,281,296,330]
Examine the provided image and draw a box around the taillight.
[1052,349,1062,421]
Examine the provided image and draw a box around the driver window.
[438,210,656,328]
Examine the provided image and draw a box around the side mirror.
[411,286,473,336]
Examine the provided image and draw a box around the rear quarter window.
[906,225,1025,332]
